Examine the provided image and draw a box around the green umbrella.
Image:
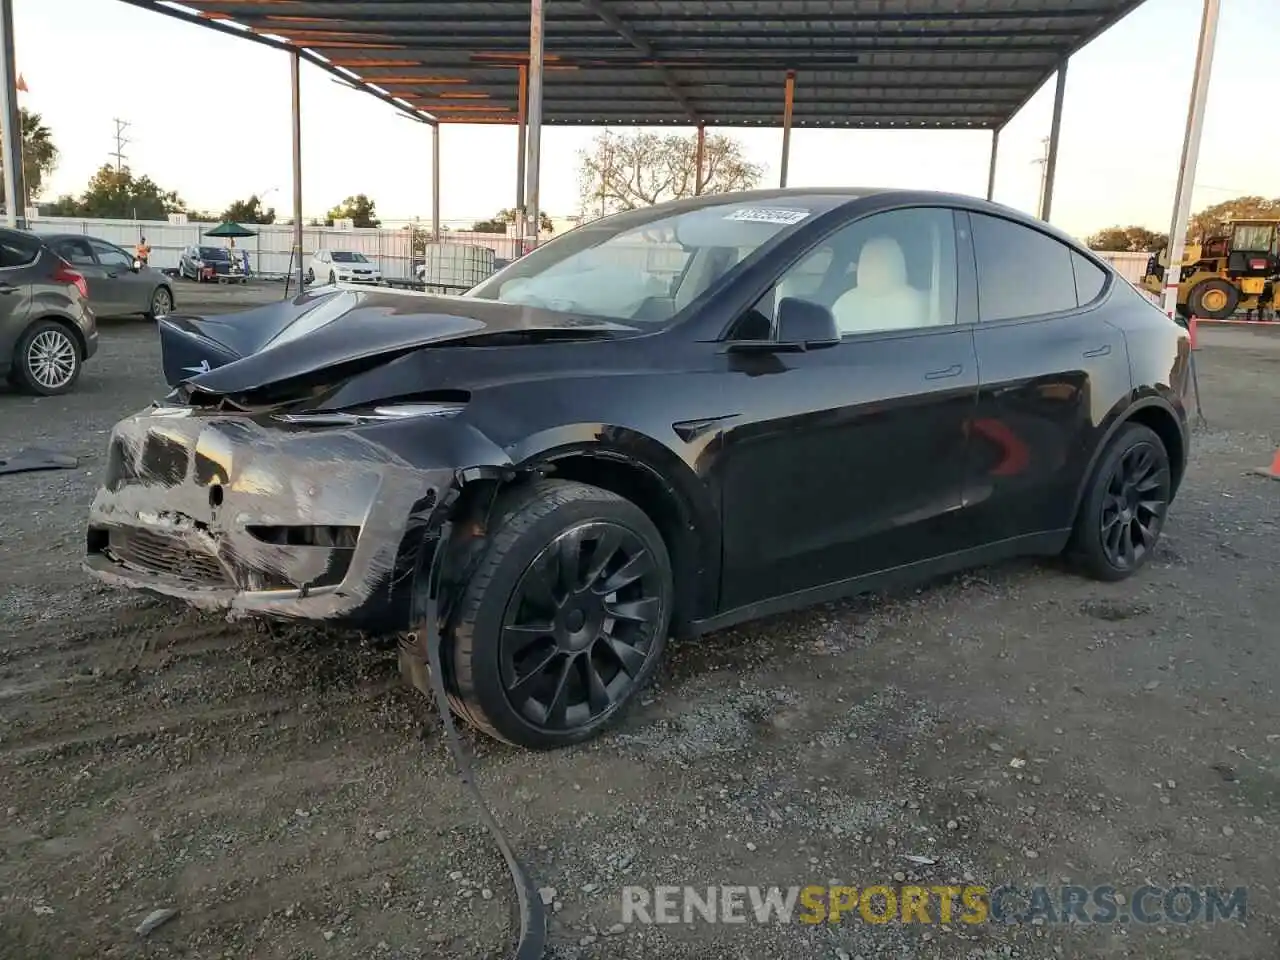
[203,221,257,238]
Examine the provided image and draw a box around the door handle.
[1082,344,1112,358]
[104,272,118,279]
[0,283,17,294]
[925,363,963,380]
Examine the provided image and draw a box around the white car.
[306,249,382,286]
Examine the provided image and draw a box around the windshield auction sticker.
[724,207,811,225]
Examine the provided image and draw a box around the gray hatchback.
[39,233,175,320]
[0,228,99,395]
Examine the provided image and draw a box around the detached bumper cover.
[84,407,464,626]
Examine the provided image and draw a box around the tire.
[1187,278,1239,320]
[146,285,173,320]
[441,479,673,749]
[1067,423,1172,582]
[12,319,81,396]
[329,271,336,285]
[305,268,314,285]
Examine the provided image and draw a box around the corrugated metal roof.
[122,1,1147,129]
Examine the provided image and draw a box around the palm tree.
[0,108,59,206]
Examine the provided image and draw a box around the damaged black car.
[85,188,1191,749]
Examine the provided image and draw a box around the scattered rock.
[135,908,178,936]
[373,829,392,842]
[537,887,557,905]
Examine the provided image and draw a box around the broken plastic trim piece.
[274,402,466,427]
[406,517,547,960]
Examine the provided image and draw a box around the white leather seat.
[831,236,929,334]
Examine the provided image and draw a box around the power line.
[110,118,131,172]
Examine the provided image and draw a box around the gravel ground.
[1,292,1278,960]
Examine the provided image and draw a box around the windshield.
[466,200,816,323]
[331,251,369,263]
[199,247,228,260]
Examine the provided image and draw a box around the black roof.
[122,1,1146,130]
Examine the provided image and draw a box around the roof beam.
[577,0,699,124]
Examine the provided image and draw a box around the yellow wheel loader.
[1141,219,1280,320]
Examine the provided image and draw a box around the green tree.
[325,194,380,228]
[470,207,553,234]
[220,194,275,224]
[0,108,59,204]
[577,129,762,219]
[51,165,191,220]
[1188,196,1280,240]
[1086,225,1168,252]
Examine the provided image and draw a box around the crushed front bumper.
[84,406,463,629]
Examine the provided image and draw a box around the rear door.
[51,237,120,316]
[961,210,1132,542]
[89,239,150,315]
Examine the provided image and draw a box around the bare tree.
[576,130,763,220]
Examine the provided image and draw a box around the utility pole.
[1032,136,1050,216]
[110,118,130,172]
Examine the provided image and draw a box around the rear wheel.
[12,320,81,396]
[305,268,314,285]
[441,480,673,749]
[1067,423,1171,582]
[1187,278,1239,320]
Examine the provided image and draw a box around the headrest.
[856,236,908,294]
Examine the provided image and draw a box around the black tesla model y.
[85,188,1190,749]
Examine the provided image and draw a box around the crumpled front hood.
[164,286,641,399]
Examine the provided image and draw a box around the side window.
[55,238,96,266]
[971,213,1079,321]
[90,240,134,270]
[0,230,40,268]
[759,207,958,336]
[1071,251,1109,306]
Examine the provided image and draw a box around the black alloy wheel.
[1069,423,1171,581]
[443,480,673,749]
[501,521,664,732]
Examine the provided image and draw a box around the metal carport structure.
[0,0,1218,313]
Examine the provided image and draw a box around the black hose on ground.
[406,517,548,960]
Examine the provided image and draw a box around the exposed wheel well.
[446,455,709,634]
[1125,403,1186,495]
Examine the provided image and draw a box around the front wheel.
[1067,423,1171,582]
[1187,278,1239,320]
[441,480,673,749]
[329,271,336,285]
[305,268,314,285]
[146,285,172,320]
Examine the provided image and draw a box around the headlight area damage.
[83,404,513,631]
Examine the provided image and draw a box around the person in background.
[135,236,151,265]
[241,247,250,277]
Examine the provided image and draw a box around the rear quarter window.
[1071,251,1110,306]
[0,230,42,269]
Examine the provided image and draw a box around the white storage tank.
[418,243,497,292]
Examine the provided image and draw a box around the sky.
[13,0,1280,238]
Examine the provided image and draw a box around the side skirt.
[684,530,1071,639]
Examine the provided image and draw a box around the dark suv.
[0,228,99,395]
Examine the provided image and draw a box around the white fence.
[1094,250,1153,286]
[27,216,433,280]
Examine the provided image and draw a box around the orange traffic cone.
[1253,448,1280,481]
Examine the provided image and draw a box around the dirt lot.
[1,291,1278,960]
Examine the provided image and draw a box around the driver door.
[711,207,980,612]
[89,239,149,315]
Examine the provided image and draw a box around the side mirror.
[729,297,840,353]
[776,297,839,346]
